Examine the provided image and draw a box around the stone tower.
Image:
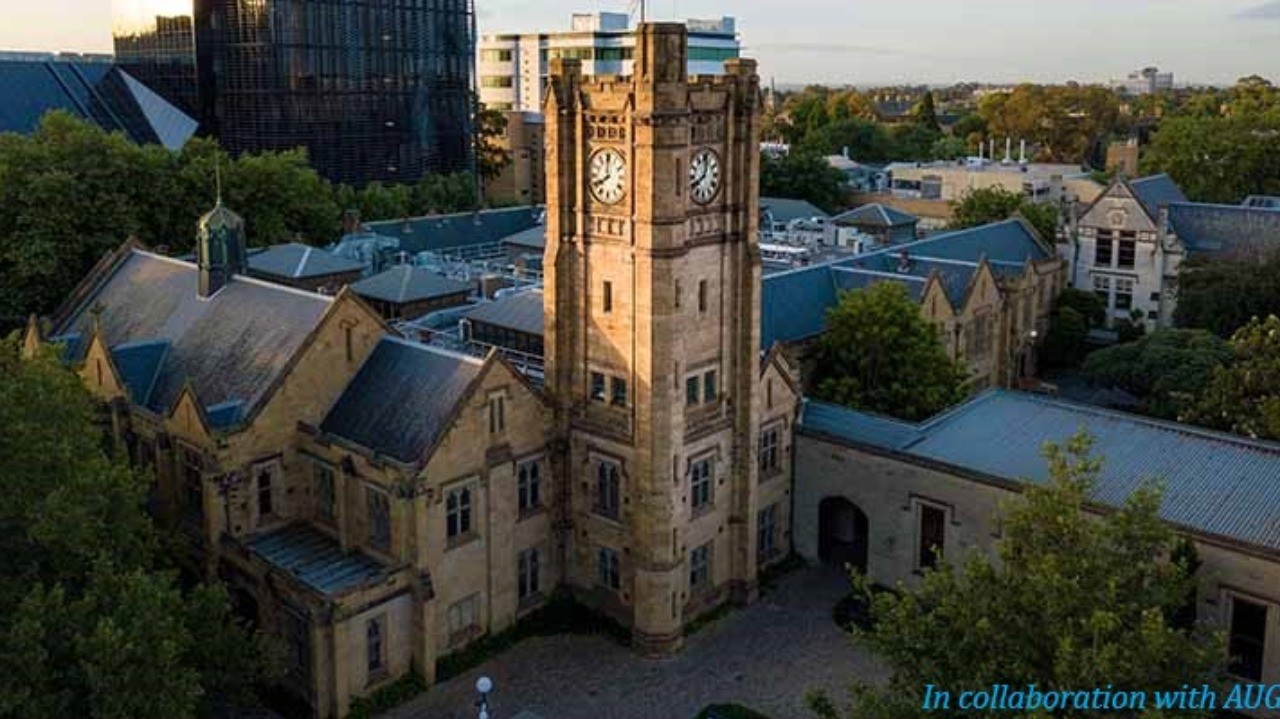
[543,22,763,655]
[196,198,248,298]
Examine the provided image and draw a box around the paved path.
[383,566,886,719]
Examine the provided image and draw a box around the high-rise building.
[478,12,739,113]
[112,0,475,185]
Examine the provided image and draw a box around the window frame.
[517,459,541,512]
[367,488,391,552]
[690,457,713,511]
[757,503,777,560]
[759,426,781,475]
[915,500,947,572]
[366,614,385,676]
[597,546,621,590]
[314,462,336,523]
[446,485,473,541]
[1227,593,1270,682]
[518,547,541,602]
[595,460,622,520]
[689,542,711,589]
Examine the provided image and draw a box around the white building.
[478,12,740,111]
[1111,67,1174,96]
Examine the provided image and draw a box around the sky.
[3,0,1279,86]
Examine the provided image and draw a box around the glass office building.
[113,0,475,186]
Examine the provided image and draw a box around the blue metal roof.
[831,267,926,301]
[249,523,388,597]
[894,219,1049,264]
[501,225,546,250]
[832,203,919,228]
[320,337,483,464]
[366,207,541,254]
[110,339,169,406]
[760,262,841,348]
[463,290,545,338]
[802,390,1280,553]
[205,399,246,429]
[1129,174,1188,220]
[0,59,195,149]
[761,197,831,224]
[1168,203,1280,259]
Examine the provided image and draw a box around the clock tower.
[543,23,764,655]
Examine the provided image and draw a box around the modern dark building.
[112,0,476,186]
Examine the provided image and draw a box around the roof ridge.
[229,272,336,302]
[380,334,485,365]
[832,265,929,282]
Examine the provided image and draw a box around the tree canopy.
[1187,315,1280,441]
[1041,289,1106,369]
[977,84,1120,165]
[760,151,848,214]
[810,433,1223,719]
[813,282,968,421]
[1082,329,1233,419]
[1174,253,1280,338]
[949,186,1058,243]
[0,340,279,719]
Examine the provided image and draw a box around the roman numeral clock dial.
[689,148,721,204]
[589,148,627,204]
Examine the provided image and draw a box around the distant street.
[383,566,886,719]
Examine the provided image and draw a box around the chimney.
[842,146,850,159]
[1003,137,1013,165]
[1019,139,1027,165]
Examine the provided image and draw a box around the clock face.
[589,148,627,204]
[689,148,721,204]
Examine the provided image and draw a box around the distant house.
[1066,174,1280,330]
[246,243,365,292]
[827,203,919,250]
[760,197,830,243]
[350,265,473,321]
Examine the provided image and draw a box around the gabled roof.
[53,250,332,419]
[501,225,547,250]
[1129,174,1188,221]
[831,203,919,228]
[319,337,483,464]
[109,339,169,406]
[760,197,831,224]
[366,206,542,254]
[350,265,472,304]
[463,290,545,338]
[248,523,388,597]
[802,390,1280,555]
[891,219,1049,264]
[1168,202,1280,259]
[248,243,364,280]
[760,262,841,349]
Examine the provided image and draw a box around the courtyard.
[382,566,886,719]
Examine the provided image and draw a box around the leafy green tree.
[1142,115,1280,203]
[476,104,513,184]
[799,118,895,163]
[760,152,847,213]
[810,433,1224,719]
[978,84,1120,163]
[912,91,941,132]
[886,123,943,162]
[1082,329,1232,419]
[950,186,1058,242]
[354,181,413,222]
[814,282,968,421]
[1175,254,1280,337]
[414,172,480,215]
[1187,315,1280,441]
[0,341,279,718]
[1041,289,1105,368]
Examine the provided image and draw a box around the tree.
[810,433,1224,719]
[1082,329,1233,419]
[475,104,513,184]
[0,340,279,718]
[813,282,968,421]
[1174,254,1280,337]
[1187,316,1280,441]
[760,152,847,213]
[799,118,895,163]
[950,186,1058,242]
[912,91,941,132]
[1041,289,1105,368]
[1141,115,1280,203]
[978,84,1121,164]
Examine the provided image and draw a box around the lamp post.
[475,676,493,719]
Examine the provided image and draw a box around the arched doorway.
[819,497,869,574]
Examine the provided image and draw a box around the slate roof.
[248,523,388,597]
[501,225,547,250]
[1129,174,1188,221]
[365,206,542,254]
[53,250,332,420]
[1168,203,1280,260]
[350,265,472,304]
[760,262,841,348]
[464,290,545,338]
[0,58,196,149]
[760,197,830,225]
[830,267,926,301]
[110,339,169,406]
[320,337,483,464]
[248,243,365,280]
[802,390,1280,554]
[892,219,1049,264]
[831,203,919,228]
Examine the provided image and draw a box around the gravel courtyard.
[382,566,886,719]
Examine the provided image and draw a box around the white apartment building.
[1111,67,1174,96]
[478,12,740,111]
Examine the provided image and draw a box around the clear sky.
[5,0,1279,86]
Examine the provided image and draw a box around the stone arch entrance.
[819,496,869,574]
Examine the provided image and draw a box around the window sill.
[448,625,484,648]
[592,511,624,525]
[446,532,480,551]
[518,506,546,523]
[759,468,785,483]
[517,591,544,612]
[691,503,715,520]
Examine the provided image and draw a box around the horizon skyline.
[4,0,1279,87]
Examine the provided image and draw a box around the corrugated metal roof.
[110,339,169,406]
[801,399,920,450]
[463,290,545,338]
[320,337,482,464]
[248,243,364,279]
[350,265,472,304]
[831,267,926,301]
[803,390,1280,553]
[249,523,388,597]
[760,197,831,224]
[1129,174,1188,220]
[1168,202,1280,259]
[366,207,541,254]
[54,251,332,418]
